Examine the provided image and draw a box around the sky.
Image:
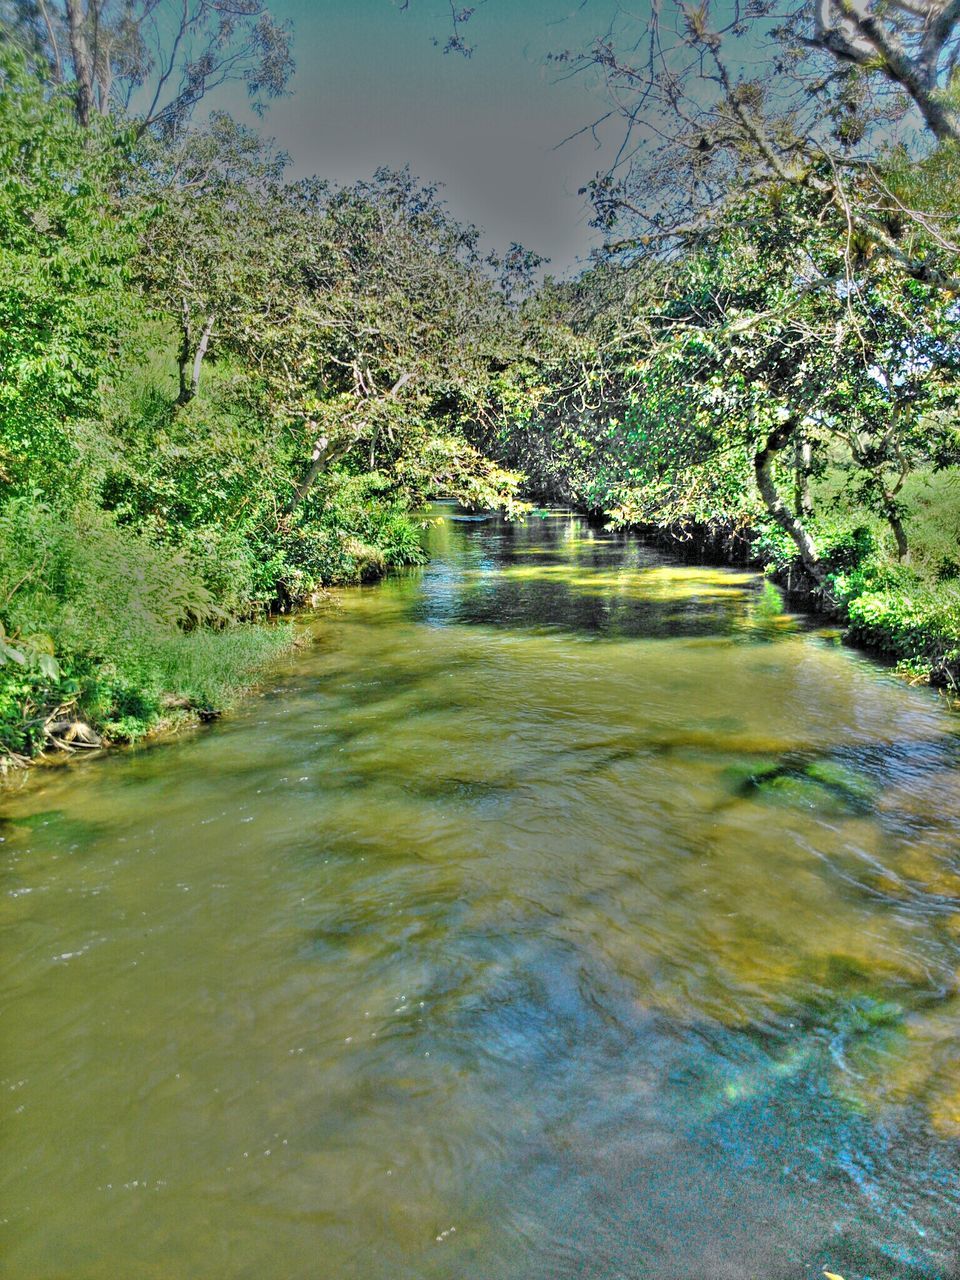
[225,1,625,273]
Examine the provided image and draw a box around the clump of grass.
[0,497,292,757]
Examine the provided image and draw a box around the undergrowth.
[756,471,960,688]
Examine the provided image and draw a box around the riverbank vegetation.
[465,0,960,688]
[2,1,960,763]
[0,10,531,762]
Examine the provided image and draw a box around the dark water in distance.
[2,506,960,1279]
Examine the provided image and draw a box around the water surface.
[3,508,960,1279]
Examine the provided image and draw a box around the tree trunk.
[883,496,910,564]
[190,314,215,400]
[283,432,353,516]
[37,0,65,82]
[177,301,192,404]
[176,311,214,406]
[755,421,825,582]
[284,377,409,515]
[813,5,960,145]
[794,434,813,519]
[96,58,113,115]
[65,0,95,127]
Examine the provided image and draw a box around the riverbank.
[0,487,426,773]
[6,494,957,777]
[627,513,960,693]
[0,618,298,774]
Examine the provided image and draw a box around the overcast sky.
[225,1,624,273]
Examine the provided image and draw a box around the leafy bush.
[843,584,960,671]
[749,497,960,685]
[99,356,428,612]
[311,471,428,569]
[820,525,882,576]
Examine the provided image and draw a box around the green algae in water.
[723,754,878,815]
[843,995,906,1033]
[761,771,854,812]
[804,758,878,808]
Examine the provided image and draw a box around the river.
[2,506,959,1279]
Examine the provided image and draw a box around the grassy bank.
[0,498,296,767]
[766,468,960,689]
[0,461,432,768]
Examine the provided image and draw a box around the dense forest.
[2,0,960,765]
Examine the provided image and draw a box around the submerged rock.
[725,752,877,815]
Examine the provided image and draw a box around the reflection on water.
[2,505,959,1280]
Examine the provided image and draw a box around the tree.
[0,45,136,496]
[614,231,832,579]
[425,0,960,143]
[800,0,960,144]
[417,2,960,296]
[809,274,960,562]
[499,173,960,579]
[135,112,291,404]
[8,0,293,133]
[245,168,530,515]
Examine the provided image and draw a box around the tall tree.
[136,112,291,404]
[417,2,960,293]
[9,0,293,133]
[801,0,960,144]
[270,168,530,515]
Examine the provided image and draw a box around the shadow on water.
[1,504,959,1280]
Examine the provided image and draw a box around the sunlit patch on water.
[1,507,959,1279]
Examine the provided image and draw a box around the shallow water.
[2,507,960,1280]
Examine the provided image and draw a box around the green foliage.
[261,474,428,602]
[0,496,291,754]
[753,580,786,619]
[844,588,960,683]
[316,472,427,567]
[0,45,137,496]
[752,495,960,683]
[0,50,533,764]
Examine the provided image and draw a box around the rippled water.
[3,507,960,1280]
